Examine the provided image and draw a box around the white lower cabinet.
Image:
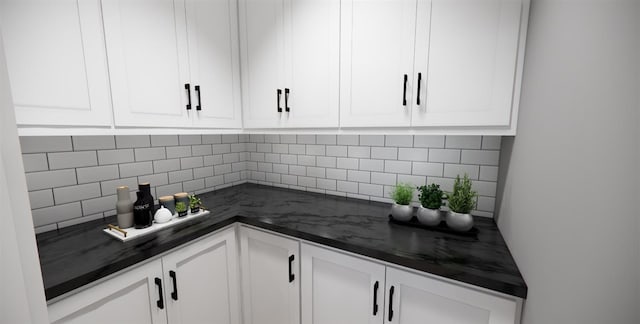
[47,227,239,324]
[384,267,518,324]
[301,243,386,324]
[239,226,300,324]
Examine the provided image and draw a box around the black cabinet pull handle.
[402,74,408,106]
[195,85,201,111]
[185,83,192,110]
[284,88,290,112]
[373,281,379,315]
[277,89,283,112]
[388,286,395,321]
[288,254,295,282]
[155,277,165,309]
[169,270,178,301]
[416,73,422,105]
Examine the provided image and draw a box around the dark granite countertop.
[36,184,527,301]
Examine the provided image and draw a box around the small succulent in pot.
[416,183,444,226]
[445,174,477,231]
[390,183,414,222]
[189,194,202,214]
[175,201,188,218]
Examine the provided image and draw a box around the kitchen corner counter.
[36,183,527,301]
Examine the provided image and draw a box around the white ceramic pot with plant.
[390,183,414,221]
[417,183,444,226]
[445,174,477,232]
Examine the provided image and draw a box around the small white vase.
[416,206,441,226]
[154,206,173,224]
[446,211,474,232]
[390,203,413,221]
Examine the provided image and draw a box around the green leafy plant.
[175,202,187,213]
[188,194,201,209]
[418,183,444,209]
[391,183,414,205]
[447,174,477,214]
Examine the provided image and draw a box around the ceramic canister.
[159,196,176,215]
[116,186,134,228]
[174,192,189,214]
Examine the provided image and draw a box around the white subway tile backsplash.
[22,153,48,172]
[26,169,77,191]
[48,151,97,170]
[77,165,119,184]
[461,150,500,166]
[116,135,150,148]
[22,134,500,230]
[348,146,370,158]
[135,147,166,162]
[445,136,482,149]
[119,161,153,178]
[444,164,480,179]
[151,135,179,147]
[28,189,54,209]
[98,149,134,165]
[398,148,428,161]
[73,136,116,151]
[21,136,72,153]
[414,135,445,148]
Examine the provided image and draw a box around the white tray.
[104,210,211,242]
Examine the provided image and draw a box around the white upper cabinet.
[0,0,112,126]
[102,0,191,128]
[240,0,339,129]
[103,0,242,129]
[339,0,418,128]
[187,0,243,129]
[412,0,524,128]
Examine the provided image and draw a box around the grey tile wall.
[21,134,502,234]
[21,135,249,233]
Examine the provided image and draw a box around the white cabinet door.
[187,0,242,129]
[282,0,339,128]
[384,267,518,324]
[48,259,167,324]
[161,228,240,324]
[412,0,523,127]
[301,243,385,324]
[339,0,417,128]
[239,0,286,129]
[102,0,191,128]
[0,0,112,126]
[239,226,300,324]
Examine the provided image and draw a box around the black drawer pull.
[288,254,295,282]
[284,88,290,112]
[195,85,201,111]
[416,72,422,105]
[169,270,178,301]
[373,281,379,315]
[402,74,408,106]
[185,83,192,110]
[388,286,395,321]
[277,89,283,112]
[155,277,164,309]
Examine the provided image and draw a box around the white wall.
[0,30,49,323]
[496,0,640,323]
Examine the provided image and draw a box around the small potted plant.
[417,183,444,226]
[446,174,477,231]
[175,201,188,218]
[390,183,414,221]
[189,194,201,214]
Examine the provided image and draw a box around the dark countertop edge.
[45,213,527,301]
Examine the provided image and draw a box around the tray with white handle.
[104,209,210,242]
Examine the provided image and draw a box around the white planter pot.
[446,211,474,232]
[416,206,441,226]
[390,203,413,221]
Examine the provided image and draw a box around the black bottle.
[133,183,154,228]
